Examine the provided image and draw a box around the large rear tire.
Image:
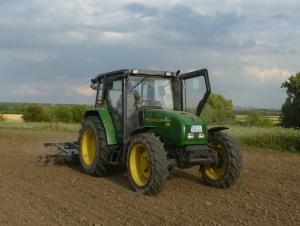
[78,116,110,176]
[201,132,242,188]
[127,133,168,195]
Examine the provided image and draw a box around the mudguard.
[208,126,229,134]
[84,109,117,145]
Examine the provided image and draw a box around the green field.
[227,126,300,153]
[235,114,281,125]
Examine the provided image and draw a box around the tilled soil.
[0,129,299,226]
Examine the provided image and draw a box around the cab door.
[180,69,211,116]
[105,77,124,143]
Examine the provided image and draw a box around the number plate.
[191,125,202,133]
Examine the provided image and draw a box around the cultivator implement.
[41,142,79,163]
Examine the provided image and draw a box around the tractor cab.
[91,69,211,143]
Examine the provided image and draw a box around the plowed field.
[0,129,299,226]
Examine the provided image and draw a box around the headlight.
[198,133,205,139]
[187,133,194,139]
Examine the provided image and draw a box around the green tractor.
[47,68,242,195]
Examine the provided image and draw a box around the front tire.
[127,133,168,195]
[201,132,242,188]
[78,116,110,176]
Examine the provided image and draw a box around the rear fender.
[84,109,117,145]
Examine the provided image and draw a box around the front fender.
[208,126,229,134]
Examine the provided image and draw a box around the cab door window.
[183,76,206,113]
[107,79,123,134]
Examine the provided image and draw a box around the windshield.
[127,76,173,109]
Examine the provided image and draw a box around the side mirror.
[96,99,104,105]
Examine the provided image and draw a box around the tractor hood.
[143,109,208,146]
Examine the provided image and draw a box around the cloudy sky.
[0,0,299,108]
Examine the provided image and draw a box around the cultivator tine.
[38,152,65,164]
[41,142,79,164]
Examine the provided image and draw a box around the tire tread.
[202,132,242,188]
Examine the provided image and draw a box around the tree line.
[21,104,89,123]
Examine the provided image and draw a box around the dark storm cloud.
[123,2,158,17]
[122,3,246,49]
[161,4,240,37]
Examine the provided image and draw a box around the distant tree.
[70,105,89,123]
[0,104,8,112]
[53,106,72,123]
[245,110,272,127]
[12,104,27,114]
[0,114,6,122]
[281,72,300,128]
[201,93,235,124]
[22,104,50,122]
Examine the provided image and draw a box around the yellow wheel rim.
[129,144,151,187]
[81,129,96,166]
[204,142,228,181]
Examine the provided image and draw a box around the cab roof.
[91,69,177,84]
